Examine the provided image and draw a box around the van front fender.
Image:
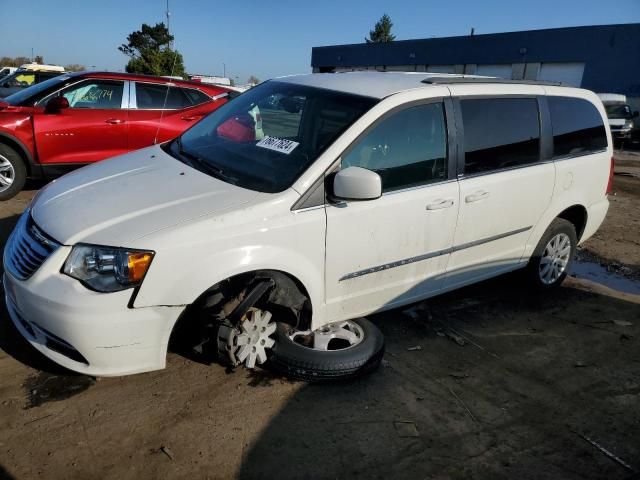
[132,244,325,323]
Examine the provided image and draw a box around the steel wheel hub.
[539,233,571,284]
[289,320,365,351]
[0,154,15,192]
[234,308,276,368]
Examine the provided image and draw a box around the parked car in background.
[2,72,612,381]
[0,63,66,98]
[0,66,18,80]
[597,93,638,145]
[0,71,234,199]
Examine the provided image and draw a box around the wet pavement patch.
[23,372,95,409]
[570,259,640,295]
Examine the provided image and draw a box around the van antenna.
[153,41,179,145]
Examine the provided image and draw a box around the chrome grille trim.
[4,211,61,280]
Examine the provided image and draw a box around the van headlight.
[63,244,155,292]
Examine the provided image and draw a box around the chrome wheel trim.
[0,154,15,192]
[289,320,365,351]
[539,233,572,285]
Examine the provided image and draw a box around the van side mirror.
[332,166,382,201]
[45,96,69,113]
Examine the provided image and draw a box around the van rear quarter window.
[548,97,607,158]
[461,98,540,175]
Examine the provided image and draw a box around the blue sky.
[1,0,638,82]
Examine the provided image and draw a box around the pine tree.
[119,23,186,78]
[365,14,396,43]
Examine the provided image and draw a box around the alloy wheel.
[288,320,365,351]
[0,154,15,192]
[539,233,572,285]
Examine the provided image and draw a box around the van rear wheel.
[526,218,577,289]
[269,318,384,382]
[0,144,27,201]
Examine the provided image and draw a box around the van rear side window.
[461,98,540,175]
[548,97,607,158]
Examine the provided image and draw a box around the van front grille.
[4,211,60,280]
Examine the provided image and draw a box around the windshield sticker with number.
[256,136,299,155]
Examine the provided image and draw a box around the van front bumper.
[611,128,633,140]
[3,267,184,377]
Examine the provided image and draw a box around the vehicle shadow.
[0,463,15,480]
[238,275,640,479]
[0,300,75,376]
[0,214,19,250]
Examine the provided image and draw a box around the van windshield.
[165,81,377,193]
[605,104,632,119]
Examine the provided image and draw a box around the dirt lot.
[1,154,639,480]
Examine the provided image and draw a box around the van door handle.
[181,115,203,121]
[465,191,490,203]
[426,199,455,210]
[105,118,124,125]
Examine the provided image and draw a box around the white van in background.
[0,66,17,79]
[598,93,638,144]
[0,63,66,98]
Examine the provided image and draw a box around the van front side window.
[342,102,448,192]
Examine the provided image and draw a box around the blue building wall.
[311,24,640,96]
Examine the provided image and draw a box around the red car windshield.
[3,74,74,106]
[166,81,377,193]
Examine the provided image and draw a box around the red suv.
[0,71,234,199]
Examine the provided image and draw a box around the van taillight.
[606,156,615,195]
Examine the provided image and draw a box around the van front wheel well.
[169,270,312,365]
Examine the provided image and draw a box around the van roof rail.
[421,77,563,86]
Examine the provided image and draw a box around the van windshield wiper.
[175,138,237,184]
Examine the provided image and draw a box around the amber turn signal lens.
[127,252,154,283]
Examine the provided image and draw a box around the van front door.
[325,99,459,321]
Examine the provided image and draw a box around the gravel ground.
[0,155,639,480]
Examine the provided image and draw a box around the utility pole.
[166,0,172,47]
[166,0,170,33]
[223,63,226,78]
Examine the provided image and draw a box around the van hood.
[31,145,260,246]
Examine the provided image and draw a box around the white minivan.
[3,72,612,381]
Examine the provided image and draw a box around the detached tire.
[525,218,577,289]
[269,318,385,382]
[0,144,27,201]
